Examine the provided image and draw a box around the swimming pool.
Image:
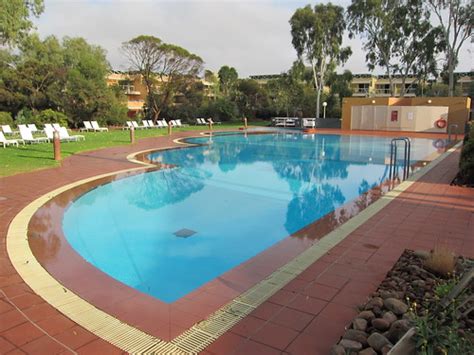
[62,133,441,303]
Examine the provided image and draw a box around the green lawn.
[0,121,266,177]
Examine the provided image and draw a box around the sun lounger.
[142,120,150,129]
[59,127,85,142]
[19,126,49,144]
[132,121,146,130]
[1,125,16,135]
[27,124,40,133]
[0,131,21,148]
[208,118,221,125]
[44,123,54,131]
[80,121,94,132]
[147,120,158,128]
[91,121,108,132]
[160,120,169,127]
[52,123,61,131]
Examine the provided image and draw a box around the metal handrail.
[389,137,411,181]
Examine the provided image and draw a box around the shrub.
[458,121,474,185]
[0,112,14,126]
[31,109,69,128]
[423,246,457,277]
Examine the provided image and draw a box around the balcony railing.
[353,88,369,94]
[375,88,391,95]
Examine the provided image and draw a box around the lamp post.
[322,102,327,119]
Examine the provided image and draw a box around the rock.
[365,297,384,310]
[384,298,408,315]
[343,329,368,346]
[382,311,398,325]
[339,339,362,352]
[330,344,346,355]
[358,348,377,355]
[386,319,411,343]
[353,318,368,331]
[381,344,393,354]
[372,318,390,331]
[358,310,376,321]
[412,280,425,288]
[367,333,392,352]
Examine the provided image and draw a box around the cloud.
[35,0,472,77]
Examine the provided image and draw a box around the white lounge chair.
[160,120,169,127]
[44,123,54,131]
[18,124,28,131]
[19,126,49,144]
[0,131,21,148]
[91,121,108,132]
[142,120,150,129]
[155,120,163,128]
[175,119,186,127]
[132,121,146,130]
[80,121,94,132]
[52,123,61,131]
[123,121,133,130]
[1,125,16,135]
[147,120,157,128]
[27,124,40,133]
[196,118,205,125]
[59,127,85,142]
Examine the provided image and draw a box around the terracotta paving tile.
[76,339,123,354]
[19,335,68,355]
[0,336,16,353]
[0,299,13,315]
[233,339,282,355]
[269,307,314,332]
[250,301,283,321]
[313,273,349,290]
[2,322,44,347]
[301,282,339,302]
[287,294,327,316]
[0,310,26,333]
[5,349,26,354]
[22,302,60,323]
[316,302,358,326]
[230,316,266,337]
[250,321,299,350]
[205,332,246,354]
[9,293,44,310]
[35,314,76,336]
[267,289,298,306]
[55,325,97,350]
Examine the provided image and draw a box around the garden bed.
[331,249,473,355]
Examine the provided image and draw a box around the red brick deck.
[0,129,472,354]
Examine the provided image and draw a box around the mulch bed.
[331,250,473,355]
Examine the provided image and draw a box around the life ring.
[433,139,446,149]
[435,118,447,129]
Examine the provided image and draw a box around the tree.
[0,0,44,46]
[348,0,440,97]
[218,65,238,96]
[122,35,204,120]
[290,4,351,118]
[426,0,473,96]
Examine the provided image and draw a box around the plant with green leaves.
[348,0,440,97]
[218,65,238,97]
[122,35,204,121]
[0,0,44,46]
[290,3,351,118]
[426,0,473,97]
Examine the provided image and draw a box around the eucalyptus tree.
[0,0,44,46]
[122,35,204,120]
[426,0,473,96]
[217,65,238,97]
[290,3,351,118]
[348,0,441,97]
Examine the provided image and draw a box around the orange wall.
[341,97,471,134]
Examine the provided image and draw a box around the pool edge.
[6,141,462,354]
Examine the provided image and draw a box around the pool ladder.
[389,137,411,181]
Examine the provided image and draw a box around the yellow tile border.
[6,139,462,354]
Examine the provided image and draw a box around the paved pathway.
[0,129,472,354]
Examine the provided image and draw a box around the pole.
[243,117,248,129]
[323,105,326,119]
[168,123,172,135]
[208,121,213,132]
[130,125,135,144]
[53,131,61,161]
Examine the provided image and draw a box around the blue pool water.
[63,133,441,302]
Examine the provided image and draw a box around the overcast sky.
[34,0,473,78]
